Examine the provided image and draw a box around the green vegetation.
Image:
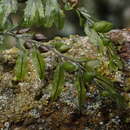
[0,0,126,112]
[93,21,113,33]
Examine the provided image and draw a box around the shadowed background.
[59,0,130,36]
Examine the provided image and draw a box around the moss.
[0,35,129,129]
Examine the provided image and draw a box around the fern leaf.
[15,51,28,80]
[24,0,44,25]
[96,76,126,107]
[54,9,65,29]
[0,0,17,29]
[31,49,45,80]
[75,71,86,112]
[84,23,102,45]
[44,0,65,28]
[51,64,65,101]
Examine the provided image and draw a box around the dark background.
[59,0,130,36]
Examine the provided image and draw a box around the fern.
[51,64,65,101]
[95,75,126,107]
[15,50,28,80]
[44,0,65,28]
[0,0,17,29]
[75,71,86,112]
[31,49,46,80]
[24,0,44,25]
[0,0,126,112]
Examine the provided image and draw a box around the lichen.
[0,34,129,129]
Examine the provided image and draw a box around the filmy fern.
[0,0,126,112]
[15,50,28,80]
[75,70,86,112]
[51,64,65,101]
[95,75,126,107]
[0,0,17,29]
[31,49,46,80]
[24,0,44,25]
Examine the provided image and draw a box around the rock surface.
[0,33,130,129]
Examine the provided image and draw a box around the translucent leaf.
[43,0,55,27]
[54,9,65,29]
[77,7,94,25]
[24,0,65,28]
[51,64,65,101]
[44,0,65,28]
[93,21,113,33]
[76,10,85,27]
[96,75,126,107]
[86,59,100,69]
[64,2,73,11]
[108,58,119,71]
[31,49,45,80]
[0,0,18,29]
[24,0,44,25]
[43,14,54,28]
[78,8,91,20]
[84,23,91,36]
[0,35,17,50]
[15,51,28,80]
[62,62,77,72]
[84,23,102,45]
[108,46,123,71]
[75,71,86,111]
[83,71,95,83]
